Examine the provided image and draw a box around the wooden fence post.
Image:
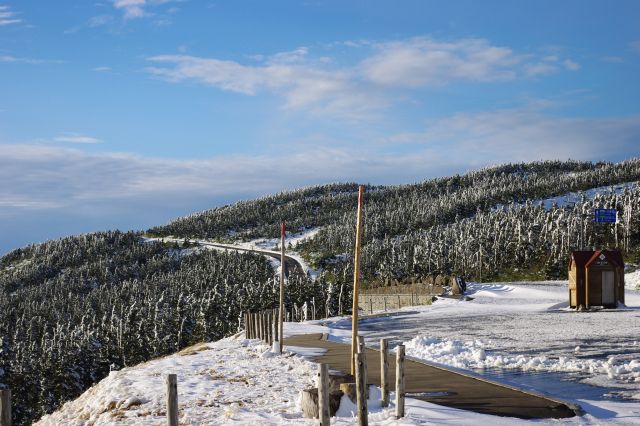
[355,353,368,426]
[369,298,373,314]
[262,311,267,343]
[273,308,279,343]
[395,345,405,419]
[357,335,365,354]
[318,364,330,425]
[380,339,389,407]
[253,313,259,340]
[166,374,178,426]
[397,295,401,309]
[0,389,11,426]
[384,297,387,312]
[268,311,273,346]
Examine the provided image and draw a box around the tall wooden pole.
[166,374,178,426]
[279,221,286,352]
[0,389,11,426]
[351,185,365,375]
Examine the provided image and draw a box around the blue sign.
[594,208,617,223]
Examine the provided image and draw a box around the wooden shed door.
[602,271,615,305]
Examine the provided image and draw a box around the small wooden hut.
[568,250,625,309]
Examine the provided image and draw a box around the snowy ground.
[627,270,640,290]
[313,279,640,423]
[37,278,640,424]
[36,336,554,426]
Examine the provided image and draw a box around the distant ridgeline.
[151,158,640,282]
[2,159,640,424]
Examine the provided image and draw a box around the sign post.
[279,221,285,353]
[351,185,365,376]
[594,208,617,224]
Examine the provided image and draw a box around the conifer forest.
[2,159,640,424]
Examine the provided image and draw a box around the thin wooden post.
[318,364,330,425]
[251,312,258,339]
[312,298,316,321]
[397,295,401,309]
[380,339,389,407]
[351,185,365,376]
[384,297,387,312]
[273,308,279,343]
[395,345,405,418]
[268,311,273,346]
[279,222,286,352]
[166,374,178,426]
[355,353,368,426]
[0,389,11,426]
[258,312,264,341]
[357,335,365,354]
[253,313,259,339]
[369,298,373,314]
[262,311,268,343]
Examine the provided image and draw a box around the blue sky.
[1,0,640,254]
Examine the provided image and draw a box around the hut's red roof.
[570,250,624,269]
[570,251,595,269]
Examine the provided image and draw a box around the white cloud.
[2,111,638,215]
[563,59,580,71]
[524,62,558,77]
[113,0,175,19]
[0,4,21,26]
[361,38,522,87]
[53,134,102,144]
[0,55,62,65]
[146,37,580,118]
[92,66,112,72]
[146,54,385,119]
[0,55,40,64]
[387,109,640,164]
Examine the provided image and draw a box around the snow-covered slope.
[37,279,640,425]
[36,335,547,425]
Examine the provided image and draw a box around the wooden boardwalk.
[284,333,578,420]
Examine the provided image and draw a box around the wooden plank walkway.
[284,333,578,420]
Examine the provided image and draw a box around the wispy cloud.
[361,37,523,87]
[147,52,385,120]
[2,110,638,215]
[92,66,112,72]
[113,0,176,19]
[53,134,102,144]
[630,40,640,55]
[386,109,640,164]
[0,55,62,65]
[0,4,21,26]
[146,37,580,119]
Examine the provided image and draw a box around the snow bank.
[626,270,640,290]
[405,336,640,394]
[36,338,318,425]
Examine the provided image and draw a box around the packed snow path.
[147,236,306,275]
[285,333,578,419]
[321,281,640,402]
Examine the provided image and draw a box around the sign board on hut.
[594,208,617,224]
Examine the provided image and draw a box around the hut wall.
[569,265,578,307]
[587,265,604,306]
